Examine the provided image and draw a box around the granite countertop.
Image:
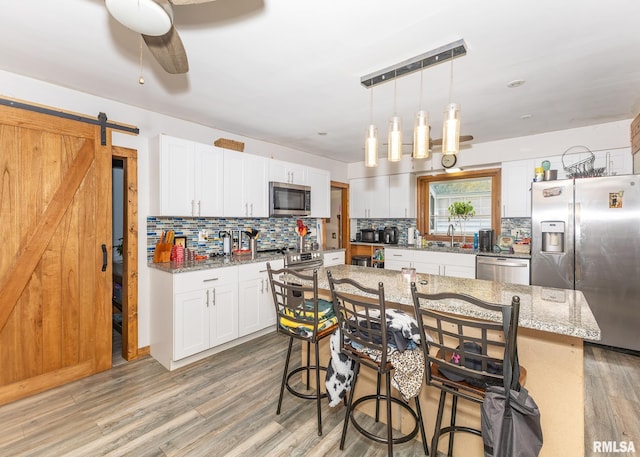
[148,252,285,273]
[148,248,347,273]
[313,264,600,341]
[378,243,531,259]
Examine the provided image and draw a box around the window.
[417,168,501,242]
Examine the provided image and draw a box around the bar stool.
[327,271,428,457]
[266,263,338,436]
[410,287,525,456]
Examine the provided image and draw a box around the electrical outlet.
[198,230,208,242]
[511,229,518,237]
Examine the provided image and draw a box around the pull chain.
[139,36,145,85]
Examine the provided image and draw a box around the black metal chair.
[327,270,428,456]
[266,263,339,436]
[410,286,524,457]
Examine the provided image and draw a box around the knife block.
[153,242,173,263]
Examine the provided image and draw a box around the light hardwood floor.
[0,334,637,456]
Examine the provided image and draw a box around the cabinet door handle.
[192,200,195,216]
[250,203,253,216]
[212,288,216,306]
[245,203,248,216]
[203,278,219,282]
[197,200,201,216]
[206,289,210,307]
[261,278,264,294]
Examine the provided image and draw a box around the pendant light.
[413,70,430,159]
[388,79,402,162]
[442,49,461,155]
[364,87,378,167]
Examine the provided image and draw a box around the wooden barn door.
[0,104,112,405]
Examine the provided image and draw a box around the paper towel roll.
[408,227,416,245]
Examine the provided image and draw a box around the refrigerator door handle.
[573,202,580,282]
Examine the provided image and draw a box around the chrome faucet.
[447,224,455,246]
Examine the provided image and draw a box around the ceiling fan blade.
[143,25,189,74]
[430,135,474,147]
[170,0,217,5]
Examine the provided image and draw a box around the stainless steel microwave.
[269,182,311,217]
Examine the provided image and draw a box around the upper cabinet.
[306,166,330,218]
[350,173,415,219]
[151,134,224,217]
[349,175,390,218]
[389,174,416,218]
[501,159,534,218]
[150,134,331,219]
[268,159,306,185]
[223,149,268,218]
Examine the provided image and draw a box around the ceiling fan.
[105,0,217,74]
[383,134,474,150]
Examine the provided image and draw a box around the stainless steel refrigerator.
[531,175,640,351]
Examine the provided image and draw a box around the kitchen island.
[308,264,600,457]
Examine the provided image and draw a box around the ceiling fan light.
[413,110,430,159]
[442,103,460,155]
[364,124,379,167]
[388,115,403,162]
[106,0,173,36]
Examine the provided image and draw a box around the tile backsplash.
[147,217,319,262]
[500,217,532,240]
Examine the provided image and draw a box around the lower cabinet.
[150,259,282,371]
[323,250,345,267]
[172,266,239,361]
[384,248,476,279]
[238,259,283,337]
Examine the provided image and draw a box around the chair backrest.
[410,286,521,401]
[266,262,328,341]
[326,270,389,370]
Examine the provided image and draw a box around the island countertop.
[315,264,600,341]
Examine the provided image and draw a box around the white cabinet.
[268,159,306,185]
[349,175,390,218]
[238,259,283,337]
[223,149,268,217]
[501,159,534,218]
[152,134,224,217]
[151,266,239,367]
[415,251,475,278]
[307,166,331,218]
[389,174,416,218]
[384,248,475,279]
[323,250,345,266]
[383,248,413,271]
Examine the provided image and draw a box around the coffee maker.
[478,229,494,252]
[383,227,399,244]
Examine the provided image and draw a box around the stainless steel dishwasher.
[476,255,530,285]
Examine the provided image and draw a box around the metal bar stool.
[266,263,339,436]
[410,286,525,456]
[327,270,428,456]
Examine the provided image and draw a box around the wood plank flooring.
[0,334,637,456]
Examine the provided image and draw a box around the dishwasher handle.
[476,257,529,268]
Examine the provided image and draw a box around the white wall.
[0,70,347,348]
[347,119,632,179]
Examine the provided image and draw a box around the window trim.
[416,168,501,243]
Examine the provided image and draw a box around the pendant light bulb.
[388,116,403,162]
[413,110,429,159]
[442,49,461,155]
[365,124,379,167]
[388,79,402,162]
[364,86,378,167]
[442,103,460,155]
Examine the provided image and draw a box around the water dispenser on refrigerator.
[540,221,565,253]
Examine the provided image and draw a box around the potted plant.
[448,201,475,246]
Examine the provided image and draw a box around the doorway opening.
[111,146,139,366]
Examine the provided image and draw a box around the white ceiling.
[2,0,640,164]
